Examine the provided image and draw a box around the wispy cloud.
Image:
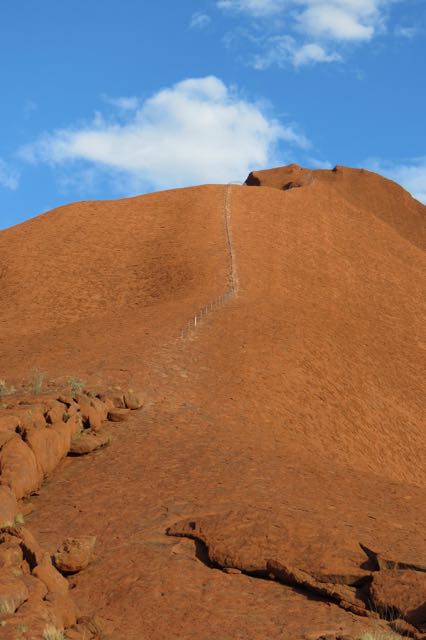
[218,0,399,67]
[0,159,19,190]
[253,36,342,68]
[306,156,333,169]
[189,11,212,30]
[217,0,284,16]
[103,96,140,111]
[368,156,426,203]
[19,76,309,190]
[394,25,418,38]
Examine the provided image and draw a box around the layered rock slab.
[168,510,426,633]
[167,510,370,583]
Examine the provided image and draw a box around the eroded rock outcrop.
[245,163,315,191]
[0,386,144,638]
[167,510,426,636]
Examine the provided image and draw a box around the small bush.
[357,633,400,640]
[42,626,67,640]
[30,368,45,395]
[14,513,25,526]
[67,376,85,396]
[0,378,16,397]
[0,598,16,615]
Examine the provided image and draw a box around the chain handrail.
[180,184,238,338]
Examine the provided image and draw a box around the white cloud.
[253,35,341,67]
[19,76,309,190]
[293,42,342,65]
[368,157,426,203]
[104,96,140,111]
[296,4,377,41]
[217,0,285,16]
[0,159,19,190]
[394,25,417,38]
[189,11,212,29]
[217,0,396,66]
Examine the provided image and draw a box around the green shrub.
[42,626,67,640]
[30,368,45,395]
[67,376,85,395]
[357,633,400,640]
[0,378,16,397]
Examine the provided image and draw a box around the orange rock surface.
[0,165,425,639]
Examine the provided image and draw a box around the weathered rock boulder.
[54,536,96,574]
[0,415,21,449]
[0,486,18,528]
[98,390,126,409]
[25,426,66,477]
[369,570,426,630]
[0,571,29,614]
[167,510,369,583]
[33,562,69,596]
[245,164,314,191]
[0,436,43,499]
[45,401,67,425]
[69,432,110,456]
[107,408,130,422]
[124,390,144,410]
[0,534,23,569]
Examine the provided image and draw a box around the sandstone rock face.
[66,402,79,418]
[369,570,426,629]
[54,536,96,574]
[0,168,423,639]
[0,436,42,499]
[67,615,110,640]
[51,421,72,455]
[123,391,144,410]
[45,591,78,628]
[14,405,47,430]
[0,415,22,449]
[245,164,314,191]
[0,388,142,635]
[107,408,130,422]
[0,536,23,569]
[45,402,66,425]
[89,397,108,422]
[0,526,79,636]
[25,427,66,477]
[86,406,103,431]
[0,571,29,614]
[33,562,69,596]
[167,510,369,582]
[0,429,16,449]
[361,543,426,573]
[168,511,426,633]
[22,573,48,603]
[65,413,83,436]
[69,432,110,455]
[11,526,51,570]
[73,394,91,421]
[98,391,126,409]
[0,415,21,432]
[0,485,18,528]
[268,560,368,617]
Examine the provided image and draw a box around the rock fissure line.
[180,184,239,338]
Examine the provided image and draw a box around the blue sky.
[1,0,425,229]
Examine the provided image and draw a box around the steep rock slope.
[0,166,425,639]
[0,185,229,382]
